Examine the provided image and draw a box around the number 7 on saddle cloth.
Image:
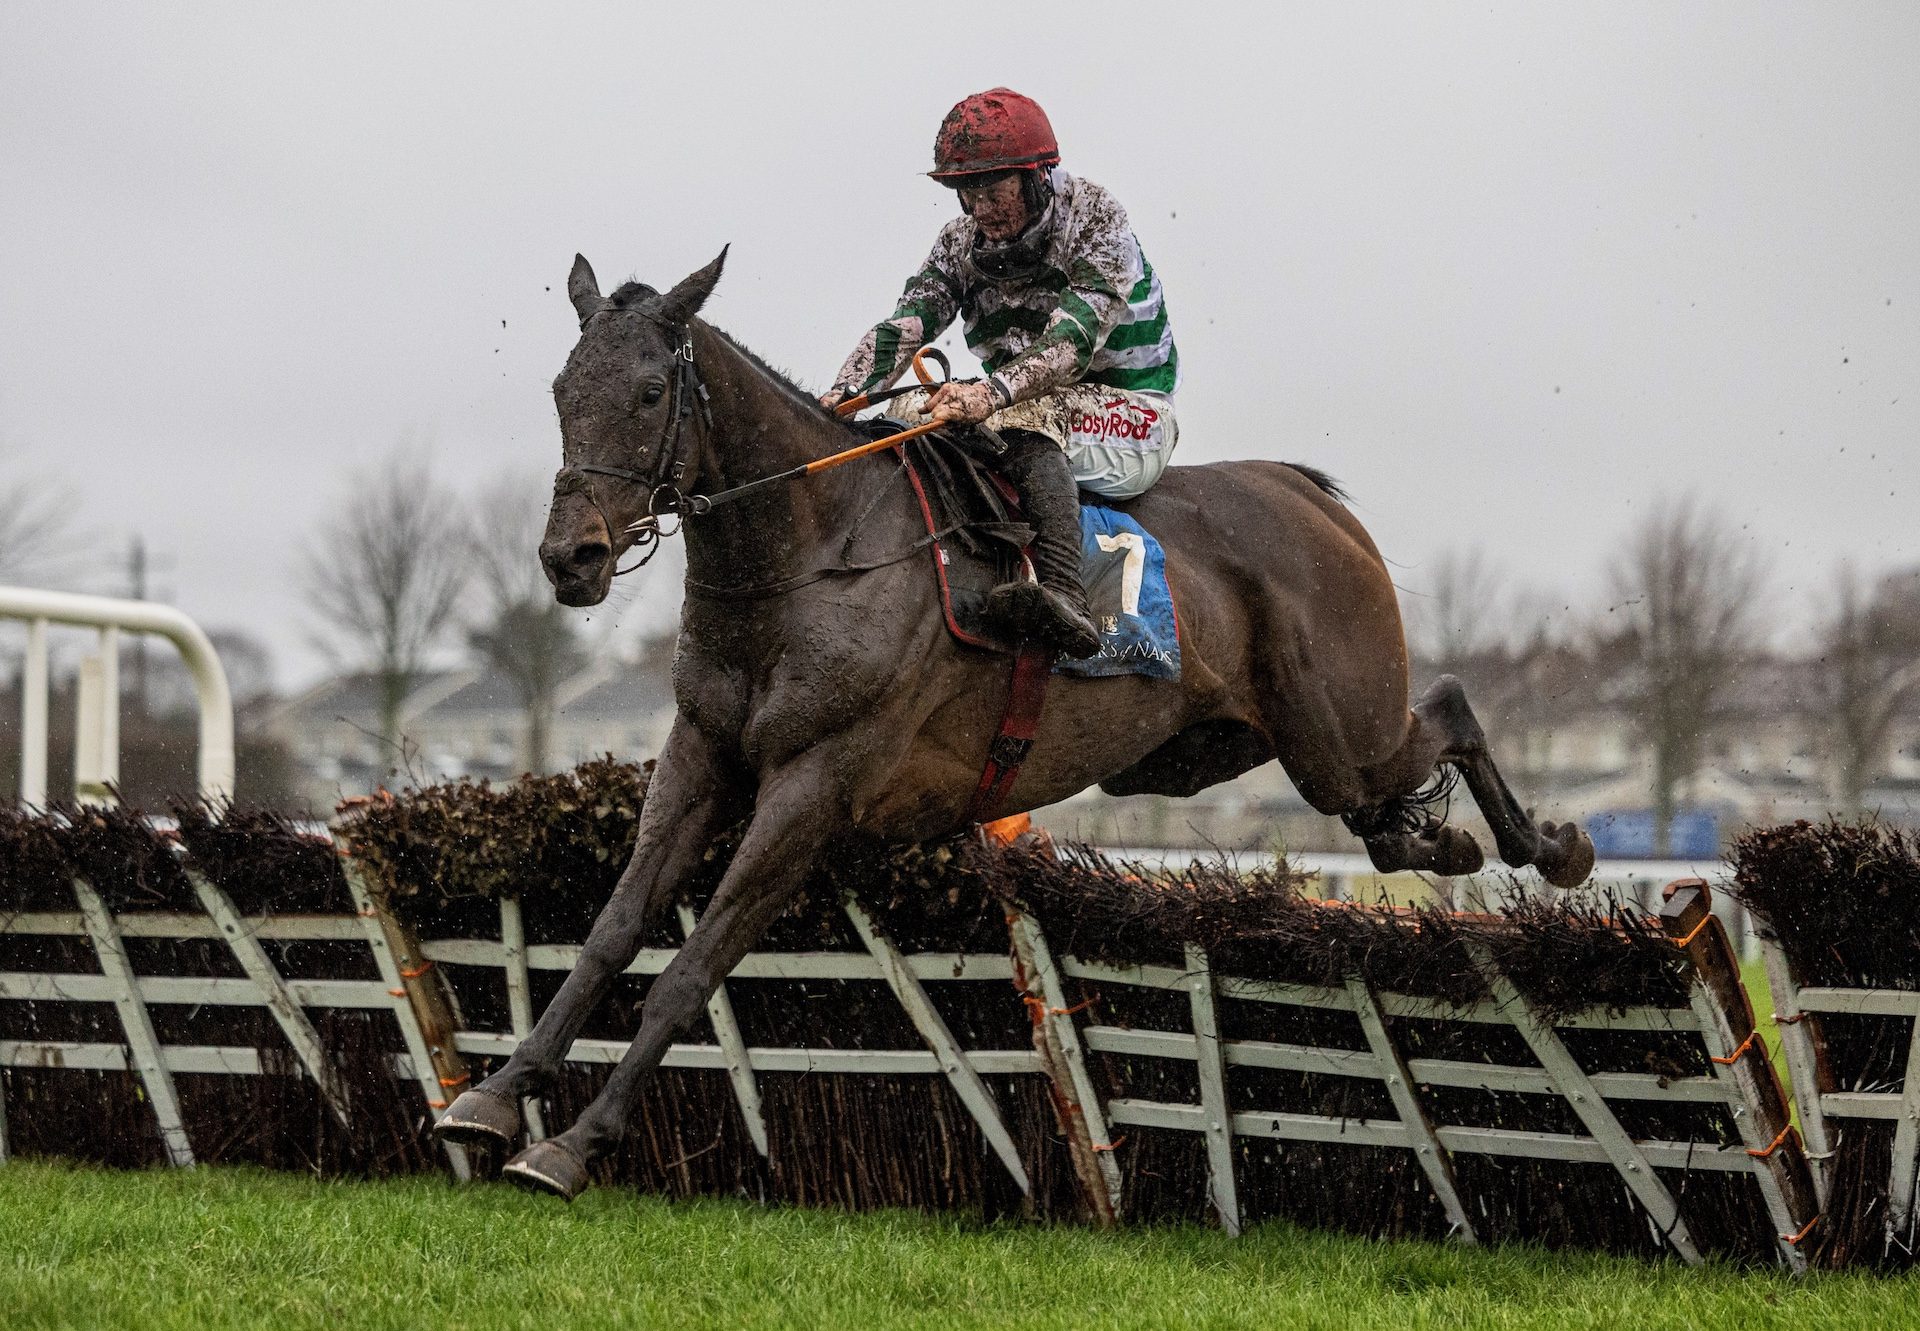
[1061,505,1181,681]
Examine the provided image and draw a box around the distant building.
[268,659,673,810]
[549,666,676,769]
[269,668,472,803]
[264,646,1920,848]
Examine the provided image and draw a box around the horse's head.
[541,249,726,606]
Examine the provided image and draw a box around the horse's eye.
[639,386,665,408]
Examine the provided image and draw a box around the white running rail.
[2,586,234,806]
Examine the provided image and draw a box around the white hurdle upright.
[3,587,237,1168]
[2,585,234,807]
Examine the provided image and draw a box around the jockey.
[821,88,1179,659]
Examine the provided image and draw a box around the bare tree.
[1601,497,1767,854]
[1495,586,1587,782]
[1406,546,1508,679]
[0,447,77,585]
[300,447,469,752]
[1407,548,1566,780]
[1813,563,1920,811]
[464,470,586,772]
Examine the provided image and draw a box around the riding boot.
[983,430,1101,659]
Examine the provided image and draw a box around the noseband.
[568,326,713,574]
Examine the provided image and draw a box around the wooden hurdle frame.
[2,864,1819,1269]
[417,893,1057,1199]
[0,862,470,1178]
[1071,879,1816,1268]
[406,878,1813,1264]
[1758,894,1920,1245]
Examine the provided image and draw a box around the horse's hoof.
[1429,825,1485,878]
[1536,822,1597,889]
[434,1087,521,1146]
[502,1139,591,1201]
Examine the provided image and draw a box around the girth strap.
[964,645,1053,825]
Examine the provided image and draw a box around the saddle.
[843,421,1183,823]
[848,421,1182,680]
[859,423,1035,653]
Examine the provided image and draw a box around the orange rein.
[808,347,952,476]
[691,349,956,516]
[800,419,945,476]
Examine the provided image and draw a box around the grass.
[2,1161,1917,1331]
[1744,956,1794,1099]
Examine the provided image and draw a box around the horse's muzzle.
[552,573,609,607]
[543,538,612,606]
[542,491,614,606]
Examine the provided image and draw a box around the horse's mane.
[607,279,852,432]
[708,327,858,433]
[595,280,852,435]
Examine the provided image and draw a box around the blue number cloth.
[1058,505,1182,681]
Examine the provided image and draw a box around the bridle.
[564,320,961,580]
[567,320,713,574]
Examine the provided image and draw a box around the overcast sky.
[3,3,1915,690]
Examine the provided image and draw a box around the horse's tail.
[1287,463,1350,504]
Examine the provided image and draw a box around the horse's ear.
[652,246,728,328]
[568,254,607,325]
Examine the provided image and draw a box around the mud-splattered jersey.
[832,170,1178,405]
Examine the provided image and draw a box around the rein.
[581,339,967,582]
[683,460,973,602]
[681,347,955,514]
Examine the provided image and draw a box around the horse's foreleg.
[436,719,741,1146]
[500,756,841,1199]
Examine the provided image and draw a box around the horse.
[434,250,1595,1198]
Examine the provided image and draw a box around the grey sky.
[3,3,1915,688]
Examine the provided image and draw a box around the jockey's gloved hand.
[818,388,848,412]
[926,380,998,425]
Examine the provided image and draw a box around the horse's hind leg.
[1362,675,1594,888]
[1344,788,1488,880]
[1265,674,1485,880]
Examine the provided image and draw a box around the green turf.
[0,1162,1914,1331]
[1743,955,1795,1101]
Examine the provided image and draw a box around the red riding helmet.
[930,88,1060,182]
